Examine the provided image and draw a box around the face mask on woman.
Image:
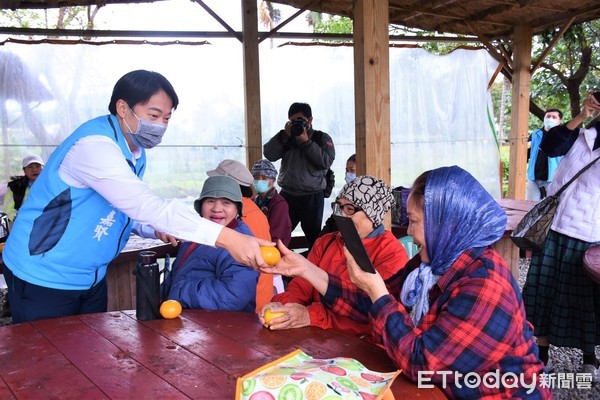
[253,180,270,194]
[124,108,168,149]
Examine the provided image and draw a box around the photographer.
[264,102,335,250]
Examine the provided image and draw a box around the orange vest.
[241,197,274,312]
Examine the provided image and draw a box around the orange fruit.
[260,246,281,266]
[263,308,285,326]
[304,381,328,400]
[160,300,182,319]
[259,374,287,389]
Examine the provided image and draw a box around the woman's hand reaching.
[260,240,330,295]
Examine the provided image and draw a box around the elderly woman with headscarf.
[262,166,551,399]
[258,175,409,338]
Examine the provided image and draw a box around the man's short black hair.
[108,70,179,115]
[545,108,563,119]
[288,102,312,119]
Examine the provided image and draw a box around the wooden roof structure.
[272,0,600,40]
[1,0,600,201]
[3,0,599,40]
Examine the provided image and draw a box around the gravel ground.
[516,258,600,399]
[1,260,598,398]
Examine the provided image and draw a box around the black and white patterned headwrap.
[336,175,395,227]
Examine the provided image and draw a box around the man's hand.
[283,121,293,137]
[567,92,600,130]
[295,130,309,143]
[216,227,273,269]
[154,231,179,246]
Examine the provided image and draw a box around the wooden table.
[106,235,177,311]
[0,310,446,399]
[393,198,536,280]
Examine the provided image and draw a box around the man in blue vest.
[2,70,270,323]
[526,108,564,200]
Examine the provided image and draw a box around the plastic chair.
[398,235,419,258]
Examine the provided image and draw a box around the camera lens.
[290,119,306,136]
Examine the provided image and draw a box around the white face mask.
[543,118,559,131]
[124,108,168,149]
[345,172,356,184]
[253,179,270,194]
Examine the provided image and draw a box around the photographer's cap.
[22,154,45,168]
[207,159,253,187]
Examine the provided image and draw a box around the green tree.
[0,6,100,31]
[313,15,353,37]
[529,20,600,124]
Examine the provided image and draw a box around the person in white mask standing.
[3,70,270,324]
[526,108,564,200]
[344,154,356,184]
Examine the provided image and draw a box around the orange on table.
[260,246,281,266]
[159,299,182,319]
[263,308,285,326]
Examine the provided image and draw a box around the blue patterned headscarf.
[400,166,507,325]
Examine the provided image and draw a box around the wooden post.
[353,0,391,227]
[507,25,532,200]
[241,0,263,168]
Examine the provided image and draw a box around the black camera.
[593,91,600,104]
[290,118,308,137]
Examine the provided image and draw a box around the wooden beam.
[258,0,319,44]
[241,0,263,168]
[353,0,391,226]
[507,25,532,200]
[467,22,513,79]
[487,60,504,91]
[530,17,575,74]
[193,0,241,42]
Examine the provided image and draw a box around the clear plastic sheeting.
[0,42,500,208]
[390,48,500,196]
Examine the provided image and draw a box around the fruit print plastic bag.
[235,349,401,400]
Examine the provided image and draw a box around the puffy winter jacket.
[168,220,259,312]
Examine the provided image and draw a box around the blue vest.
[527,127,563,182]
[4,115,146,290]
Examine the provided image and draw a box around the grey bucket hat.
[194,176,243,214]
[207,159,254,187]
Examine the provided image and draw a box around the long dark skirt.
[522,229,600,353]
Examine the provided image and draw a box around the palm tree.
[258,1,281,49]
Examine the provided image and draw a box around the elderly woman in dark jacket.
[167,176,259,312]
